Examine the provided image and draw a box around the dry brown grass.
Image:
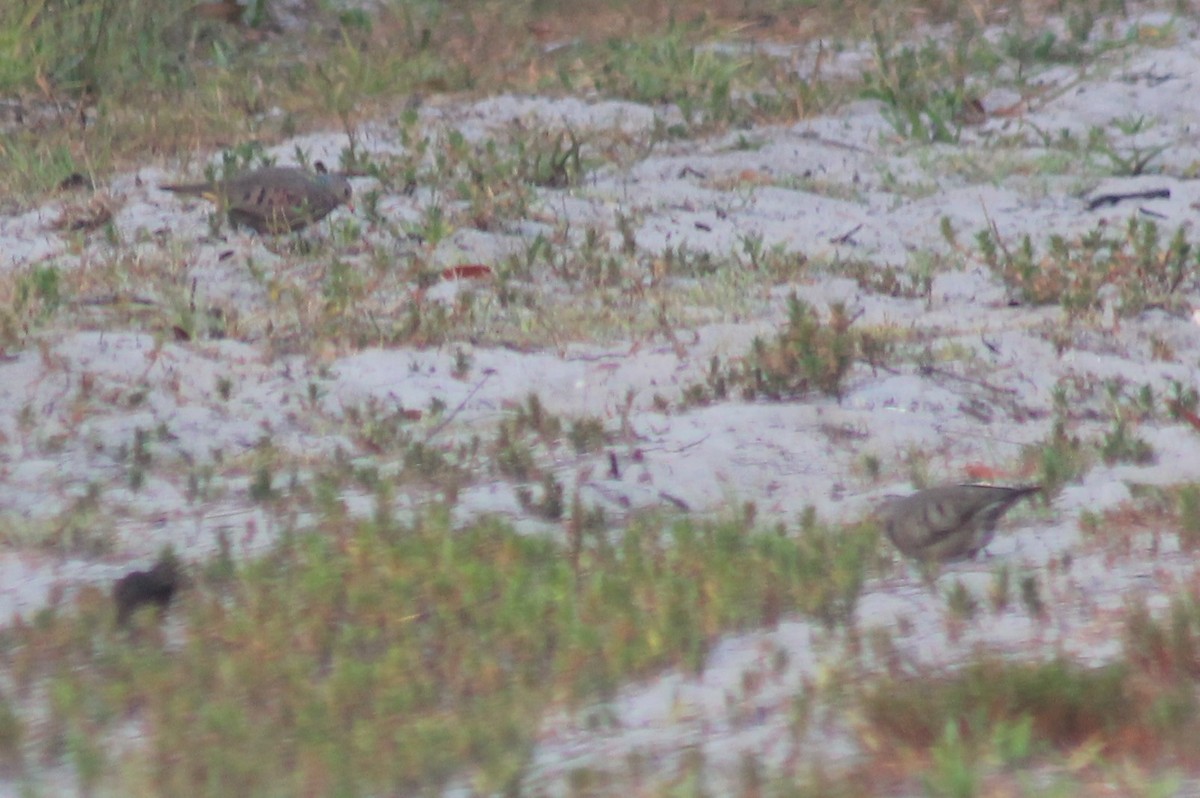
[1,0,1128,200]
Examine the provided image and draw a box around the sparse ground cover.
[4,0,1200,794]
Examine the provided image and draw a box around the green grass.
[1,0,1197,793]
[853,632,1200,795]
[683,294,895,407]
[978,218,1200,320]
[0,0,1144,201]
[861,657,1132,751]
[3,507,877,794]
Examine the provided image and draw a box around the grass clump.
[0,0,836,200]
[0,1,452,197]
[861,657,1130,751]
[863,3,1131,144]
[862,28,982,144]
[1176,483,1200,549]
[560,22,831,133]
[1,506,876,794]
[0,0,192,97]
[978,218,1200,319]
[688,294,889,406]
[586,27,744,128]
[857,583,1200,788]
[857,558,1200,787]
[859,656,1133,792]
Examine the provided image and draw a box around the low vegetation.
[979,218,1200,319]
[1,507,877,794]
[1,0,1146,200]
[2,0,1198,793]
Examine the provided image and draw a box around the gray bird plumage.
[161,166,353,234]
[882,484,1041,563]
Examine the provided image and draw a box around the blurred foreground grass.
[3,508,874,794]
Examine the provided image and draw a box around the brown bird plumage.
[114,553,182,627]
[882,484,1041,563]
[161,166,353,234]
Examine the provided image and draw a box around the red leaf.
[442,264,493,281]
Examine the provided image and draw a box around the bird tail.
[960,483,1041,496]
[160,182,219,201]
[998,484,1043,508]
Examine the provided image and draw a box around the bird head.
[319,174,354,212]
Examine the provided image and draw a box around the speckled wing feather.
[882,484,1041,563]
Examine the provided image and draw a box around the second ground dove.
[114,552,183,627]
[881,484,1041,563]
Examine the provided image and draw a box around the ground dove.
[161,166,352,234]
[114,552,182,627]
[881,484,1041,563]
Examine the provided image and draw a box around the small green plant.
[1001,28,1071,72]
[841,257,937,301]
[590,27,742,126]
[494,426,537,482]
[978,219,1199,318]
[1176,485,1200,549]
[452,346,472,380]
[1019,573,1044,618]
[860,656,1129,764]
[1087,122,1168,176]
[1026,384,1087,493]
[567,417,608,455]
[735,235,810,282]
[988,564,1011,612]
[322,259,364,317]
[401,441,467,499]
[1100,418,1154,465]
[14,265,62,320]
[216,142,273,179]
[343,398,418,454]
[516,472,565,520]
[1167,381,1199,419]
[1099,381,1155,465]
[412,203,450,246]
[924,720,979,798]
[861,28,976,143]
[723,295,877,401]
[514,393,561,440]
[436,129,536,232]
[990,715,1035,766]
[121,427,153,492]
[516,128,587,188]
[249,465,273,502]
[860,453,882,481]
[944,580,978,621]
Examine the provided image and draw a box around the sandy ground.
[4,4,1200,792]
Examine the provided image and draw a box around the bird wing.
[916,496,979,543]
[233,183,333,218]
